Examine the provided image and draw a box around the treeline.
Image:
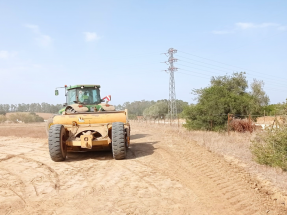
[115,99,188,119]
[0,103,63,114]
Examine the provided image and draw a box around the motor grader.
[46,85,130,161]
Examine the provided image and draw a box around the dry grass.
[131,120,287,194]
[0,122,46,138]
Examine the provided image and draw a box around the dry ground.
[0,122,286,214]
[0,123,47,138]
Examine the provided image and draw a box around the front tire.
[48,124,67,162]
[112,122,126,160]
[45,117,54,136]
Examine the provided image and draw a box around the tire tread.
[48,124,66,162]
[112,122,126,160]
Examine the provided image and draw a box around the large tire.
[112,122,126,160]
[48,124,67,162]
[45,117,54,136]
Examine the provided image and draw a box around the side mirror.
[63,103,67,107]
[55,90,59,96]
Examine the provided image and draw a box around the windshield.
[67,88,101,105]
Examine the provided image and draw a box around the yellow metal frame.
[51,109,130,151]
[66,139,110,147]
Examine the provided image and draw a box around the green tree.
[143,100,168,119]
[250,79,270,113]
[143,99,188,119]
[115,100,156,116]
[182,72,269,131]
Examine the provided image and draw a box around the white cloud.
[0,50,17,60]
[24,24,39,32]
[36,34,52,47]
[236,22,284,30]
[213,22,286,34]
[83,32,100,42]
[24,24,52,47]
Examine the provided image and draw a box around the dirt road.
[0,123,285,214]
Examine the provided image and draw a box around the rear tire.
[48,124,67,162]
[112,122,126,160]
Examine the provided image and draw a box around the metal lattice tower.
[166,48,178,120]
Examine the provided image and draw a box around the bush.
[8,113,44,123]
[0,115,6,123]
[0,111,6,116]
[230,119,255,132]
[128,114,137,120]
[251,126,287,171]
[8,114,18,123]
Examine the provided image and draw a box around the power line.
[178,68,286,92]
[178,50,287,81]
[178,55,237,71]
[177,62,287,88]
[178,56,287,84]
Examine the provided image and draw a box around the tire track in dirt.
[0,167,27,215]
[156,147,261,215]
[1,154,60,192]
[113,158,202,215]
[130,148,236,214]
[0,168,26,197]
[171,144,276,214]
[129,125,286,215]
[0,151,63,215]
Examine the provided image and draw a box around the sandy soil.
[0,123,286,214]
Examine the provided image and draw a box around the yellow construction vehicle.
[46,85,130,161]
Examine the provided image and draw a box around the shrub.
[230,119,256,132]
[251,126,287,171]
[8,114,19,123]
[0,115,6,123]
[0,111,6,116]
[8,113,44,123]
[128,114,137,120]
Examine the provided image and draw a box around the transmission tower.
[165,48,178,120]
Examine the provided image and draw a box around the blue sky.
[0,0,286,105]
